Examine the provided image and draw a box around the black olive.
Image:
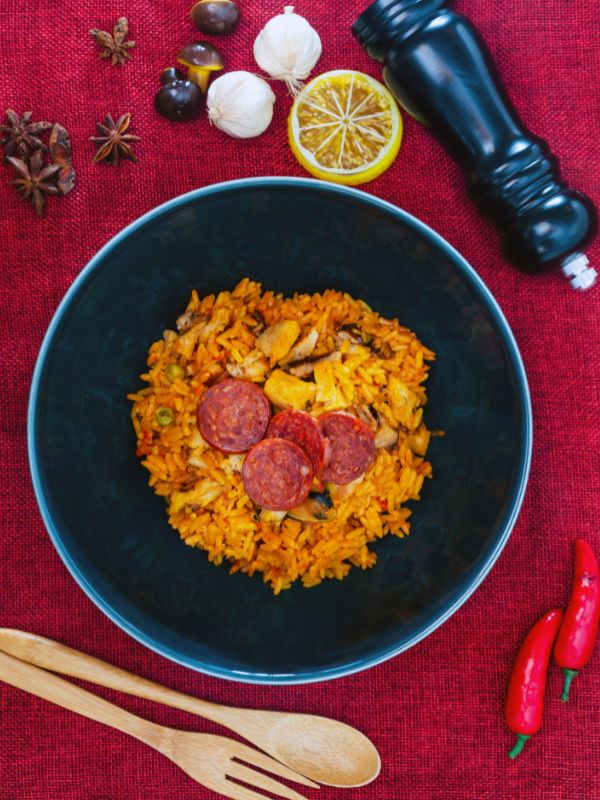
[190,0,240,36]
[154,69,203,121]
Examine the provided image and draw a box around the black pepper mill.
[352,0,597,290]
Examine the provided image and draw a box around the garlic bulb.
[207,71,276,138]
[253,6,322,92]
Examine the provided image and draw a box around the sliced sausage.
[242,438,314,510]
[197,378,271,453]
[319,411,375,485]
[266,410,325,473]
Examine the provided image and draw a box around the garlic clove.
[253,5,322,93]
[207,71,276,138]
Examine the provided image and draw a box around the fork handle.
[0,649,166,750]
[0,629,235,729]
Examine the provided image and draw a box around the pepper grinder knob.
[353,0,598,290]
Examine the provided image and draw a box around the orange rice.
[128,279,436,593]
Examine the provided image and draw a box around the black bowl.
[29,178,532,683]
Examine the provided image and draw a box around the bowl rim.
[28,176,533,684]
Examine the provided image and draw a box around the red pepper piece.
[505,609,563,758]
[553,539,600,701]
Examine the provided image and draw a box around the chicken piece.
[263,369,316,410]
[405,426,431,456]
[169,480,224,514]
[221,454,245,475]
[256,320,301,363]
[280,327,318,365]
[313,360,348,410]
[388,375,420,429]
[259,509,287,526]
[374,424,399,450]
[226,348,268,382]
[188,448,209,469]
[176,325,201,359]
[198,307,230,343]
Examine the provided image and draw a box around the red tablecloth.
[1,1,599,798]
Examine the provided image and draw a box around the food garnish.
[553,540,600,701]
[89,17,135,66]
[207,72,275,138]
[253,6,322,93]
[154,68,203,121]
[177,42,224,93]
[289,70,402,185]
[505,609,563,758]
[90,113,140,165]
[7,151,60,216]
[0,109,52,159]
[191,0,240,35]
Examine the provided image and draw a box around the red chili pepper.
[553,539,600,702]
[505,608,563,758]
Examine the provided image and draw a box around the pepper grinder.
[353,0,597,290]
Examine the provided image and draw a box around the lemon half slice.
[289,70,403,186]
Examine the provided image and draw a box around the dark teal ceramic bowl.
[29,178,531,684]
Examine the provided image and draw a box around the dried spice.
[7,151,60,216]
[49,123,76,195]
[89,17,135,65]
[0,109,52,159]
[90,113,140,165]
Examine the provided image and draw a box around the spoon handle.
[0,628,236,729]
[0,649,164,749]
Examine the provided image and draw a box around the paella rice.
[128,279,436,593]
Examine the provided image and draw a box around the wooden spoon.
[0,629,381,787]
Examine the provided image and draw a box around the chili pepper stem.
[561,668,578,702]
[508,734,530,759]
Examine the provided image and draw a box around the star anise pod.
[90,113,140,165]
[7,150,60,216]
[0,109,53,159]
[49,123,76,195]
[89,17,135,66]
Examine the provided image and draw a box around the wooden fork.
[0,650,317,800]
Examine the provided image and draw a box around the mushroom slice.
[336,325,373,346]
[287,350,342,378]
[352,404,379,430]
[287,491,336,523]
[176,309,204,332]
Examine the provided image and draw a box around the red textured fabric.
[1,1,600,798]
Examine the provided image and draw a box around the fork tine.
[227,761,310,800]
[232,743,319,789]
[219,779,306,800]
[219,781,278,800]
